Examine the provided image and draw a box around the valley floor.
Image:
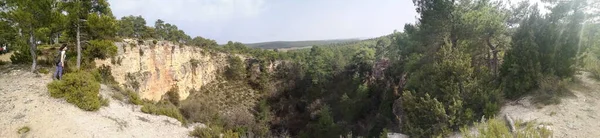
[499,72,600,137]
[0,66,200,138]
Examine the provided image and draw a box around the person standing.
[54,44,67,80]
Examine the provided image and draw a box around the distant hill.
[245,39,361,49]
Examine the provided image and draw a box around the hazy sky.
[108,0,418,43]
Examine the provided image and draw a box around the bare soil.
[500,72,600,137]
[0,65,203,138]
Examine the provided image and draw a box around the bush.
[10,42,37,64]
[225,56,246,80]
[460,118,552,138]
[84,40,118,60]
[17,126,30,134]
[47,71,103,111]
[532,75,571,105]
[128,89,143,105]
[153,40,158,45]
[141,101,186,124]
[180,97,222,124]
[38,68,49,74]
[95,65,116,84]
[190,59,200,70]
[164,86,180,106]
[0,60,9,65]
[190,125,222,138]
[139,48,144,56]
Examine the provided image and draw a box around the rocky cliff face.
[96,39,229,101]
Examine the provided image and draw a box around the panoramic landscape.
[1,0,600,137]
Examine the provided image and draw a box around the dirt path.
[500,72,600,137]
[0,66,202,138]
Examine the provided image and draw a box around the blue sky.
[108,0,418,43]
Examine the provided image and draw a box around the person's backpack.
[54,50,61,66]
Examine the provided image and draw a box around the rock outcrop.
[96,39,228,101]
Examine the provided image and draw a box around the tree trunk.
[486,36,498,75]
[29,28,37,72]
[77,23,81,69]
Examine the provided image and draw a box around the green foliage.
[301,106,341,138]
[47,71,102,111]
[164,86,180,106]
[225,56,245,80]
[10,43,34,64]
[500,12,542,99]
[17,126,30,134]
[190,59,200,70]
[117,15,147,39]
[84,40,117,60]
[190,125,242,138]
[95,65,116,84]
[532,75,571,105]
[141,101,186,124]
[86,13,118,40]
[38,68,49,74]
[180,96,222,125]
[461,118,552,138]
[189,36,217,47]
[128,89,143,105]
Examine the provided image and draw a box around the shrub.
[129,43,136,48]
[96,65,116,84]
[0,60,9,65]
[532,75,571,105]
[141,101,186,124]
[128,89,143,105]
[189,125,241,138]
[137,39,144,45]
[84,40,118,60]
[225,56,246,80]
[461,118,552,138]
[47,71,102,111]
[38,68,49,74]
[190,125,222,138]
[17,126,30,134]
[190,59,200,70]
[164,85,180,106]
[153,40,158,45]
[180,97,221,124]
[10,43,39,64]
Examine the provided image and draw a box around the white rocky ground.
[499,72,600,137]
[0,65,203,138]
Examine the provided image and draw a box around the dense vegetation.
[2,0,600,138]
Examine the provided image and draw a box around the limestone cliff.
[96,39,228,101]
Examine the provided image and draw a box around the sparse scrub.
[47,71,103,111]
[128,89,143,105]
[95,65,116,84]
[141,101,186,124]
[38,68,49,74]
[189,125,241,138]
[180,97,221,124]
[190,125,222,138]
[461,118,552,138]
[532,75,571,105]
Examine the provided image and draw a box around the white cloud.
[109,0,266,23]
